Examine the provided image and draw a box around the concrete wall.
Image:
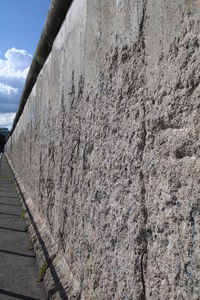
[6,0,200,299]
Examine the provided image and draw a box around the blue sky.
[0,0,51,129]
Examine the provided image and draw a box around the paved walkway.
[0,155,46,300]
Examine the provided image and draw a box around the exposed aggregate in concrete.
[6,0,200,299]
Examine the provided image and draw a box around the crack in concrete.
[139,0,148,298]
[67,140,80,178]
[139,0,146,34]
[141,249,147,299]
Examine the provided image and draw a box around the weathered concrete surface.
[5,0,200,299]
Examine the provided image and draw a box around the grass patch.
[20,209,26,220]
[28,236,37,251]
[37,261,49,282]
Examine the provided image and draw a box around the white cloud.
[0,113,16,130]
[0,82,18,96]
[0,47,32,114]
[0,47,32,80]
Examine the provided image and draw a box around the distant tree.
[0,134,6,153]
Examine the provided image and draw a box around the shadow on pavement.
[10,163,69,299]
[0,212,21,217]
[0,202,20,207]
[0,249,35,258]
[0,226,27,233]
[0,288,40,300]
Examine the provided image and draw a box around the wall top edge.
[11,0,73,134]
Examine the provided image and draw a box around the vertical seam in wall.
[139,0,148,298]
